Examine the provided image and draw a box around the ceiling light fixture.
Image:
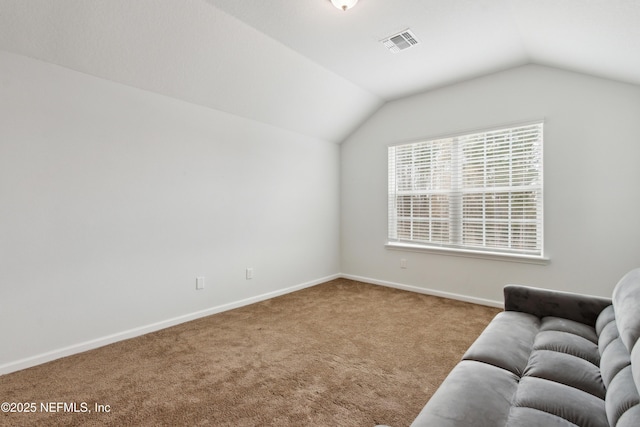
[331,0,358,11]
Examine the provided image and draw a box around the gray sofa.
[411,268,640,427]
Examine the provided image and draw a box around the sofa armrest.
[504,285,612,327]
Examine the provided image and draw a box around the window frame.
[387,121,548,264]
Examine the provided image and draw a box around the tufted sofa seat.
[411,268,640,427]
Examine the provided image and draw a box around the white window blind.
[388,123,543,258]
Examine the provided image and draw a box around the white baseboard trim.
[339,274,504,309]
[1,273,499,375]
[0,273,340,376]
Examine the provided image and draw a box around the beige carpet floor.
[0,278,500,427]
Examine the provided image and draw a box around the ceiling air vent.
[381,29,419,53]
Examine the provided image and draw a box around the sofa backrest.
[612,268,640,356]
[596,268,640,427]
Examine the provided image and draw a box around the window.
[388,122,544,260]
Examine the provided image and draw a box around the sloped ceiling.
[1,0,639,142]
[0,0,381,142]
[210,0,640,100]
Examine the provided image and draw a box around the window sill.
[385,242,550,265]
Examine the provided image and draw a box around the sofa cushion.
[599,317,622,358]
[632,344,640,408]
[603,268,640,426]
[590,268,640,427]
[617,405,640,427]
[606,365,640,427]
[512,377,608,427]
[461,311,539,376]
[533,329,600,365]
[612,268,640,353]
[540,316,599,343]
[596,305,616,336]
[410,361,519,427]
[505,407,580,426]
[600,337,631,388]
[523,349,605,399]
[418,311,609,426]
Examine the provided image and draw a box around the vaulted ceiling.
[1,0,639,142]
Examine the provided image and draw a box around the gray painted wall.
[0,51,341,373]
[341,64,640,303]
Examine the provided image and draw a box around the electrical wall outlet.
[246,268,253,280]
[196,276,205,290]
[400,259,407,269]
